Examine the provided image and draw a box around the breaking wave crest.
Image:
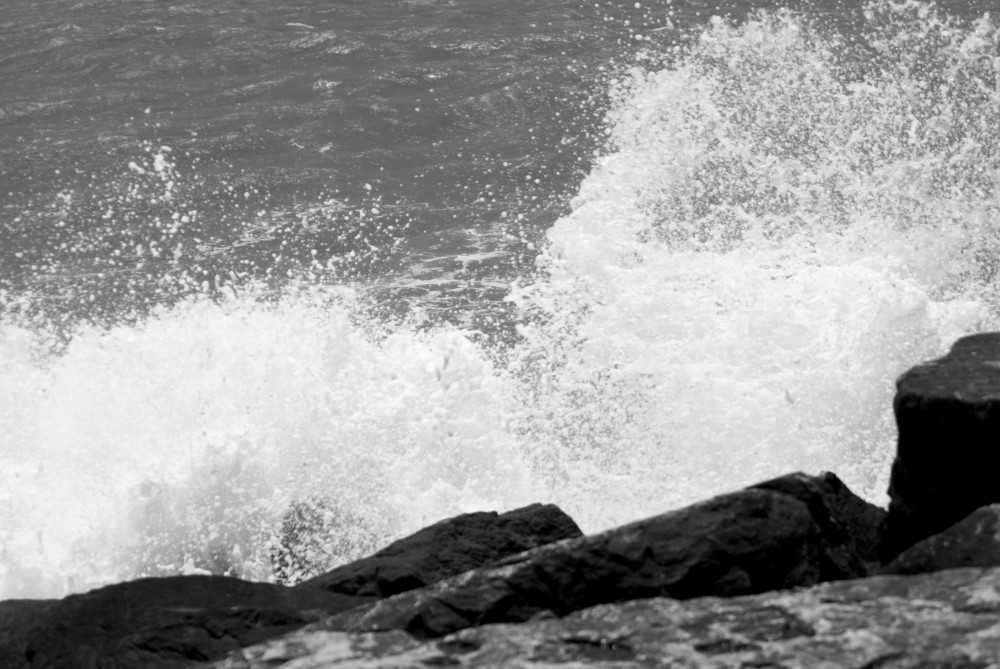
[507,0,1000,522]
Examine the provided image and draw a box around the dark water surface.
[2,0,995,332]
[6,0,903,337]
[2,0,651,333]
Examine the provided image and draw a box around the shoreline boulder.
[296,503,582,599]
[880,333,1000,562]
[0,576,373,669]
[750,470,885,571]
[0,504,581,668]
[881,503,1000,576]
[321,473,883,639]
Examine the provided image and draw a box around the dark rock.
[0,575,372,669]
[296,503,582,598]
[319,476,878,639]
[750,471,886,569]
[881,504,1000,575]
[880,333,1000,562]
[227,567,1000,668]
[0,601,55,669]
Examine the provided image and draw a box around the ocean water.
[3,0,1000,598]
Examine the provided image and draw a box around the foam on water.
[0,290,536,597]
[4,0,1000,599]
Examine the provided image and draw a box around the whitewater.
[3,0,1000,599]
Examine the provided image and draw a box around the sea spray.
[4,0,1000,599]
[507,2,1000,526]
[0,289,535,597]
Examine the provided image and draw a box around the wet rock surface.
[320,473,882,639]
[219,566,1000,668]
[750,470,886,569]
[296,503,582,598]
[881,332,1000,562]
[882,503,1000,576]
[0,504,581,669]
[0,576,372,669]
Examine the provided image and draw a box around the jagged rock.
[296,503,582,598]
[881,333,1000,563]
[882,503,1000,575]
[218,566,1000,668]
[750,470,886,568]
[318,475,879,639]
[0,576,372,669]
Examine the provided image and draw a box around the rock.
[880,333,1000,562]
[750,470,886,569]
[296,503,582,598]
[318,475,878,639]
[0,600,55,669]
[0,575,372,669]
[881,503,1000,575]
[219,566,1000,668]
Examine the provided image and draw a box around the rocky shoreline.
[5,333,1000,667]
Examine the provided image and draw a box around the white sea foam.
[0,289,535,597]
[4,0,1000,598]
[506,2,1000,526]
[506,3,1000,524]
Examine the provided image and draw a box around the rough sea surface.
[3,0,999,598]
